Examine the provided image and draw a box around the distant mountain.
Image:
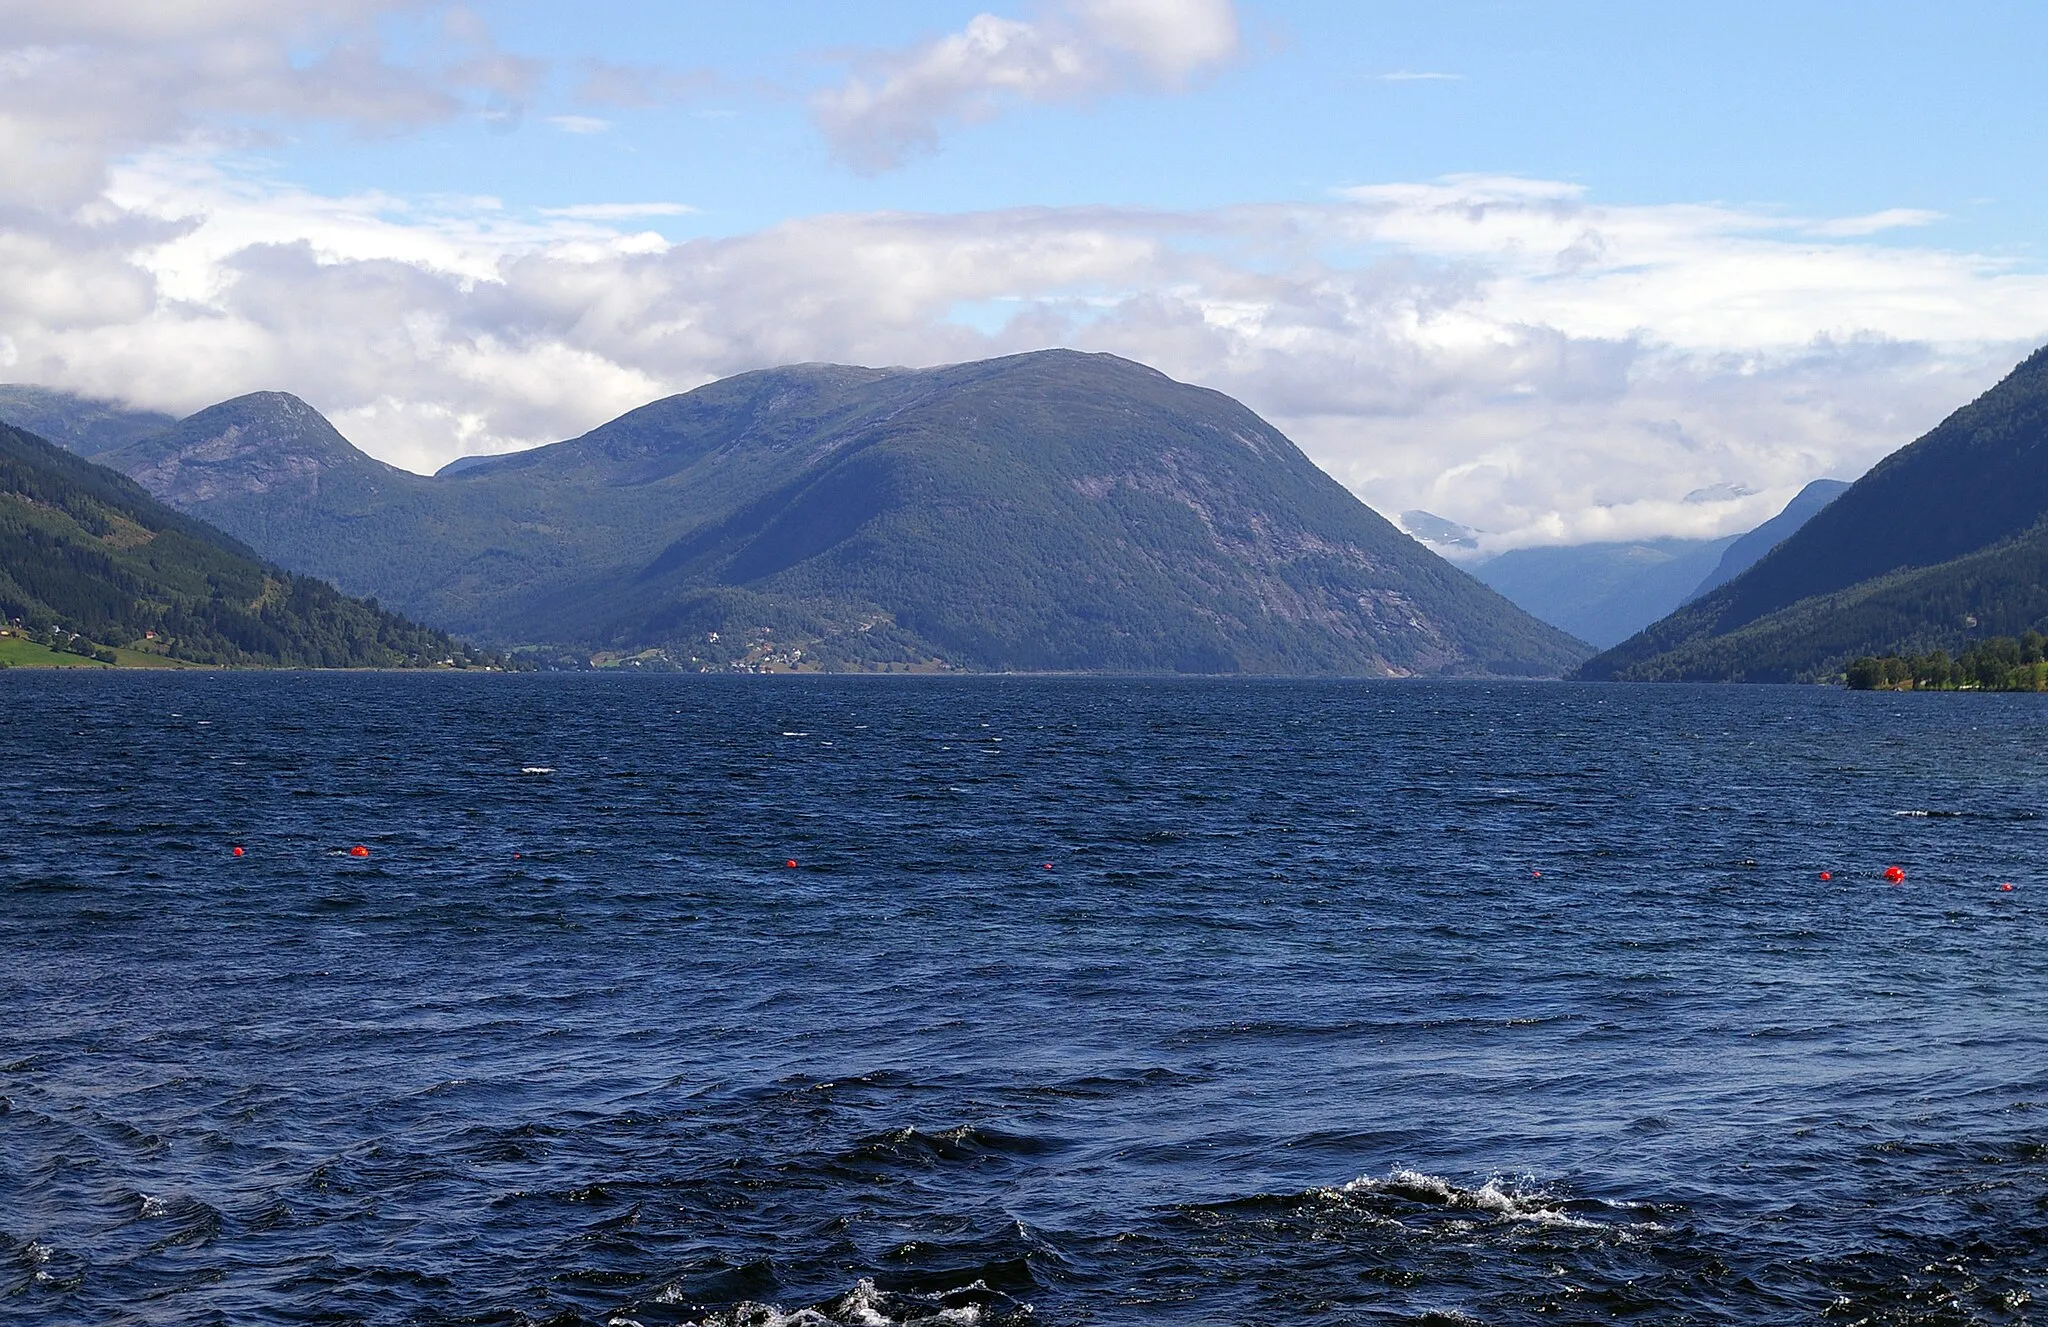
[1682,479,1850,604]
[96,351,1588,675]
[1399,509,1481,553]
[1404,485,1846,650]
[102,389,414,503]
[1470,537,1736,649]
[0,421,499,668]
[0,385,178,457]
[1580,345,2048,681]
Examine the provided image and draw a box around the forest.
[1843,633,2048,690]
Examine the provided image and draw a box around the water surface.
[3,675,2044,1324]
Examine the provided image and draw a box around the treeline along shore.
[1844,633,2048,691]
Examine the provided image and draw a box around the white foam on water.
[26,1239,60,1285]
[139,1193,168,1217]
[665,1278,991,1326]
[1331,1169,1607,1230]
[520,766,553,774]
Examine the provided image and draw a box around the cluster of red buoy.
[1813,864,2016,891]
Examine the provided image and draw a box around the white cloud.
[0,0,533,210]
[545,114,612,135]
[814,0,1240,172]
[1,162,2044,546]
[541,202,699,220]
[1805,207,1945,238]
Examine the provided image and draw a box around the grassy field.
[0,635,210,669]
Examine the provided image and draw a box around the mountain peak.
[101,391,403,507]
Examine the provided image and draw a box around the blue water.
[3,675,2046,1325]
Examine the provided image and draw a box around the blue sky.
[279,1,2048,250]
[2,1,2045,548]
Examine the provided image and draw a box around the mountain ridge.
[83,349,1592,675]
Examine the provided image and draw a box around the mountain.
[1404,485,1846,650]
[1682,479,1850,603]
[1469,537,1737,649]
[0,385,178,457]
[0,421,499,668]
[96,351,1588,675]
[1580,345,2048,681]
[1399,509,1481,553]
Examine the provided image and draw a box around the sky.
[3,0,2047,550]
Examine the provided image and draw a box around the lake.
[3,674,2044,1324]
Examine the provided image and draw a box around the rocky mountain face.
[102,392,415,506]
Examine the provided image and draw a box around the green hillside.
[1579,346,2048,682]
[96,351,1589,676]
[0,422,501,668]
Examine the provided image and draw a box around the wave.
[662,1276,1024,1326]
[1326,1170,1613,1230]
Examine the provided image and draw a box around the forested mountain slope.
[0,422,497,668]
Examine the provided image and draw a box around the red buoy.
[349,844,370,858]
[1884,865,1905,884]
[231,845,244,857]
[786,859,797,868]
[1818,871,1831,881]
[2001,882,2016,891]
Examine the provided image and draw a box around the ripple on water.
[3,674,2048,1324]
